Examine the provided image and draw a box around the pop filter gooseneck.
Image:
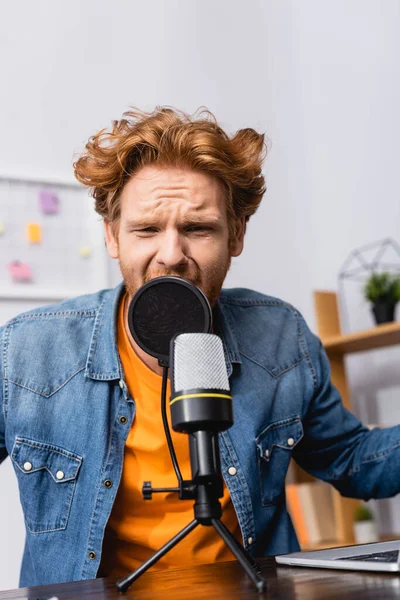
[127,276,212,367]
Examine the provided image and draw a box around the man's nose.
[155,231,189,270]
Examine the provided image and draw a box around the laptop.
[275,539,400,572]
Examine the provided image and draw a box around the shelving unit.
[322,321,400,355]
[298,291,400,548]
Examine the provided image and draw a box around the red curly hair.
[73,107,267,241]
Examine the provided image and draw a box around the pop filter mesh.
[173,333,229,391]
[131,280,209,358]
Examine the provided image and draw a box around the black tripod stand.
[115,366,266,593]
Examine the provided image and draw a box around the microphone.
[169,333,233,507]
[170,333,234,434]
[116,313,267,594]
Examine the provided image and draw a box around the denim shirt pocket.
[256,416,303,507]
[11,437,83,534]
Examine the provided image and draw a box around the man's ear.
[104,221,119,259]
[230,217,246,257]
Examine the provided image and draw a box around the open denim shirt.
[1,284,400,587]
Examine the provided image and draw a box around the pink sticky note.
[8,261,32,282]
[39,190,59,215]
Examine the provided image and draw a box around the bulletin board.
[0,175,109,301]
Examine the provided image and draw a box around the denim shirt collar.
[85,282,125,381]
[85,282,241,381]
[213,298,242,377]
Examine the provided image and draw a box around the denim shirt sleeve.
[294,316,400,501]
[0,325,7,465]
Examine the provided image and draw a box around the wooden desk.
[1,558,399,599]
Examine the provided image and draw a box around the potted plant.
[353,504,378,544]
[363,272,400,325]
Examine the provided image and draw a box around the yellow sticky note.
[0,221,5,235]
[27,223,41,244]
[79,245,92,258]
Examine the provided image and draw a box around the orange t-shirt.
[100,296,241,577]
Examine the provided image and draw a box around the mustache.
[143,267,201,287]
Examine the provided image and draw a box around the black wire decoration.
[338,238,400,333]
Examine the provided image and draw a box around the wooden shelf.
[322,321,400,355]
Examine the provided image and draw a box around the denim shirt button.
[119,380,124,389]
[228,466,237,476]
[287,437,295,447]
[104,479,113,488]
[119,416,128,424]
[24,461,33,471]
[264,449,270,458]
[56,470,65,480]
[248,537,253,545]
[88,551,96,560]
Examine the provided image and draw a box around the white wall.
[1,0,400,589]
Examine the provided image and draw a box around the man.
[1,107,399,588]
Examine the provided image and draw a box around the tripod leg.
[212,519,262,574]
[116,519,199,593]
[211,519,266,593]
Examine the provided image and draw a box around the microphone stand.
[116,365,266,593]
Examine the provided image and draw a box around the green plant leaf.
[354,504,373,522]
[363,272,400,304]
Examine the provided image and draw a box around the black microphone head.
[127,276,212,366]
[170,333,233,433]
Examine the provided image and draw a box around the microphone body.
[169,333,234,518]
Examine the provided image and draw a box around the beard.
[119,255,232,308]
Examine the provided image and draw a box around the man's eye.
[135,227,158,234]
[187,226,211,233]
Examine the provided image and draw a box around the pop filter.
[127,276,212,366]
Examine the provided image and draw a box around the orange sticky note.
[27,223,41,244]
